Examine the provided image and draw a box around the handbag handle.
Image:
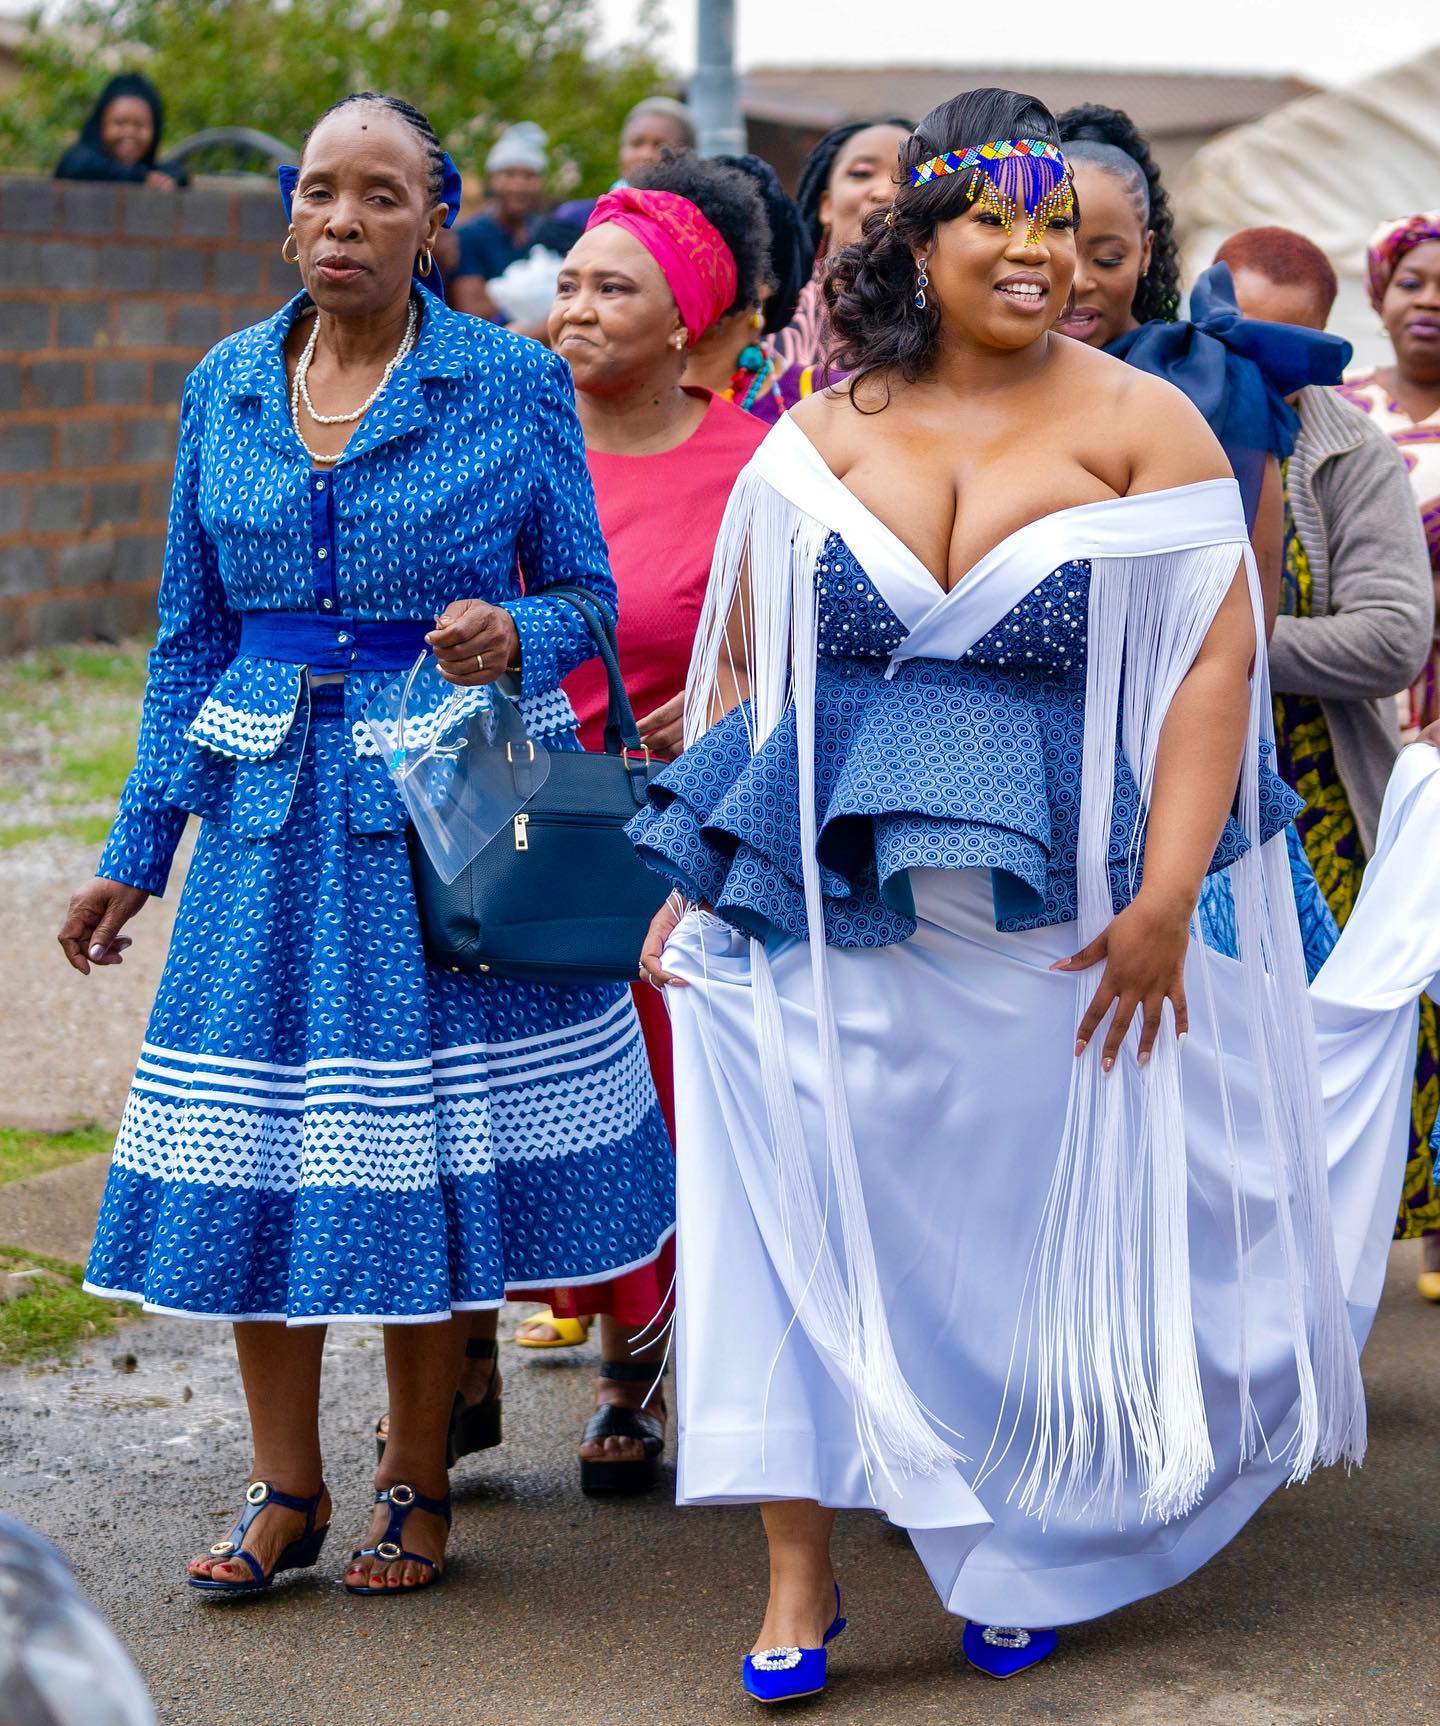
[541,585,647,760]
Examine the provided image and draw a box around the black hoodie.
[55,73,187,185]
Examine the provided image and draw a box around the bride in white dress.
[630,86,1440,1702]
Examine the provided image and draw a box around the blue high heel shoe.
[188,1480,330,1597]
[742,1584,847,1704]
[344,1481,451,1596]
[962,1621,1057,1678]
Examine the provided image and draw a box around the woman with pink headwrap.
[504,159,775,1490]
[1338,214,1440,742]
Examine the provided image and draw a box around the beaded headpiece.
[909,137,1074,247]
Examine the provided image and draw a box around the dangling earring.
[913,254,930,311]
[281,230,299,264]
[417,246,434,276]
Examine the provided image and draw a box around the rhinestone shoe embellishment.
[982,1626,1031,1649]
[751,1647,804,1671]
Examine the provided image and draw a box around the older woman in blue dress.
[58,93,673,1599]
[632,87,1440,1702]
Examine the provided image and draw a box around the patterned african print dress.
[83,287,674,1323]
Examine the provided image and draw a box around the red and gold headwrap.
[586,188,738,341]
[1365,210,1440,312]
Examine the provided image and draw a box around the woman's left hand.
[427,600,521,686]
[1051,891,1192,1072]
[637,693,685,760]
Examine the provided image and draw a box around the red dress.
[530,389,768,1326]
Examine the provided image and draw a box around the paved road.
[1,1242,1436,1726]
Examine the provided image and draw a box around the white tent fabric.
[1174,46,1440,370]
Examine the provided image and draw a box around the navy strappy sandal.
[344,1481,451,1596]
[579,1359,667,1495]
[188,1480,330,1598]
[376,1335,502,1467]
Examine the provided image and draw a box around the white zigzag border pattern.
[112,1017,657,1194]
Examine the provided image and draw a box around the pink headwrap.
[586,187,738,341]
[1366,210,1440,312]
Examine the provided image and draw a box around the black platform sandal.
[344,1482,451,1597]
[578,1359,667,1496]
[376,1336,502,1467]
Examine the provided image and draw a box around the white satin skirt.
[663,747,1440,1629]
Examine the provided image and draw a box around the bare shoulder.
[1051,337,1231,491]
[787,379,876,466]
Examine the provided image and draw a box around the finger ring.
[475,653,485,673]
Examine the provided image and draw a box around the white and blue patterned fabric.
[1195,825,1339,984]
[99,282,611,893]
[630,534,1300,949]
[86,292,673,1323]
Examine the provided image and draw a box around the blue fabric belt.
[238,612,430,674]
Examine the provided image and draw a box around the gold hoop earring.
[417,246,434,276]
[281,230,299,264]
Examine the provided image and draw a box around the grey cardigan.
[1269,385,1434,854]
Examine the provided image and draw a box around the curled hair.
[304,92,446,207]
[632,148,774,319]
[1057,103,1180,324]
[826,87,1061,404]
[794,116,914,253]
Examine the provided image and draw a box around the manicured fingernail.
[1102,1056,1115,1074]
[1074,1039,1085,1057]
[1177,1031,1188,1047]
[89,944,105,959]
[1137,1051,1151,1069]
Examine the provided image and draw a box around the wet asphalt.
[1,1246,1436,1726]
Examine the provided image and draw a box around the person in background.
[769,117,913,376]
[681,152,814,418]
[501,158,773,1493]
[551,96,696,232]
[1337,213,1440,737]
[54,73,186,189]
[1337,211,1440,1284]
[448,122,549,321]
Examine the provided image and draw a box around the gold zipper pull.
[513,812,530,852]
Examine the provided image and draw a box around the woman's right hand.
[58,878,150,975]
[639,893,691,990]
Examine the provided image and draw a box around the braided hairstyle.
[631,149,774,322]
[794,116,915,254]
[827,87,1062,404]
[1056,103,1180,324]
[303,92,447,207]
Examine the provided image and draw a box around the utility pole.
[691,0,745,157]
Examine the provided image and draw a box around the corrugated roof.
[740,65,1318,136]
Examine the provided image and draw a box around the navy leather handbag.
[406,586,672,983]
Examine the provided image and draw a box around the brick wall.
[0,173,291,653]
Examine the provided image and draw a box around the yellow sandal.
[514,1307,593,1350]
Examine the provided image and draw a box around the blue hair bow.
[277,151,462,296]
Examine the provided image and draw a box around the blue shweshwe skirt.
[85,687,675,1324]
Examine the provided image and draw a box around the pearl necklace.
[289,298,418,465]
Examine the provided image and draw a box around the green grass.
[0,1123,113,1186]
[0,640,148,848]
[0,1245,127,1365]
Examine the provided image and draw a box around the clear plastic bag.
[363,652,550,885]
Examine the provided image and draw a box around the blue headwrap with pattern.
[276,152,463,298]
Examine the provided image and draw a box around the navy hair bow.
[277,152,463,297]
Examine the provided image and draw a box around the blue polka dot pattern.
[630,536,1302,949]
[1197,823,1338,982]
[86,692,674,1322]
[98,284,615,897]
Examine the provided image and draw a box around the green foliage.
[0,0,672,193]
